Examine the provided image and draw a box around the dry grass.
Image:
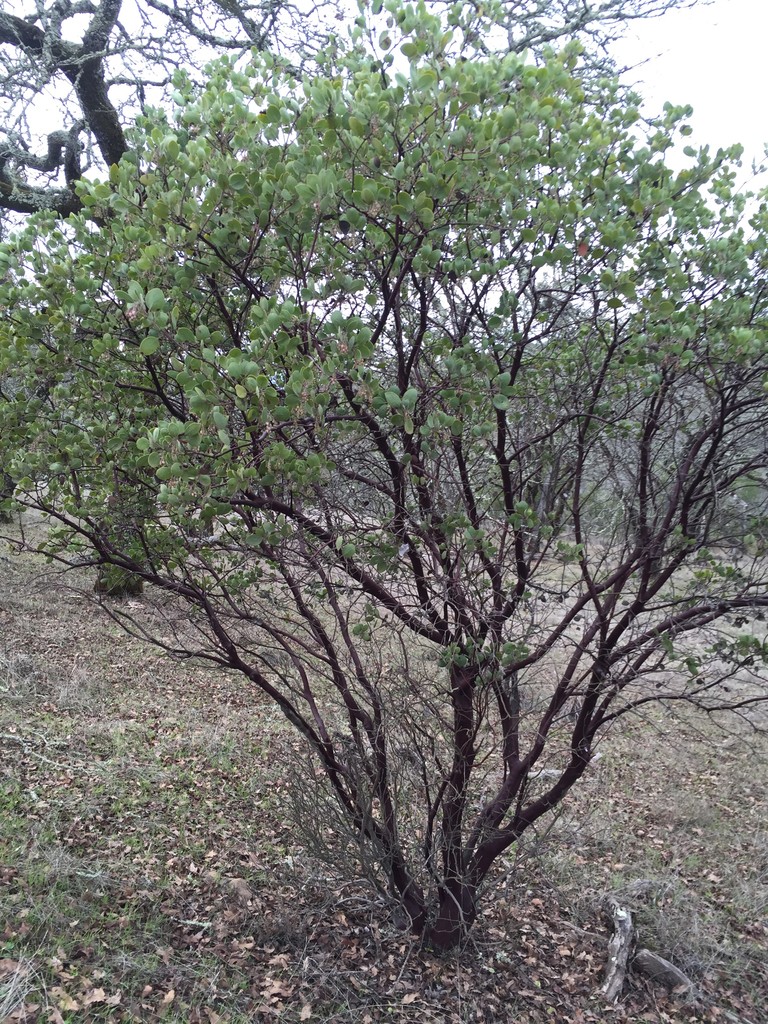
[1,517,767,1023]
[533,705,768,1007]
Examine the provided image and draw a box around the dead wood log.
[633,948,697,1000]
[600,898,634,1002]
[599,897,700,1003]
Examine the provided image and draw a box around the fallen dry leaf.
[226,876,254,904]
[83,987,107,1005]
[50,986,80,1012]
[0,958,23,979]
[262,978,294,999]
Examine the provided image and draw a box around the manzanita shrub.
[2,0,768,949]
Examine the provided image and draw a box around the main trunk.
[0,470,13,523]
[418,663,481,949]
[424,877,478,950]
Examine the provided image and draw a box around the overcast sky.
[612,0,768,181]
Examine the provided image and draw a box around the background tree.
[2,0,767,952]
[0,0,339,218]
[0,0,703,219]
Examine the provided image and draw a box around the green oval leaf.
[140,337,160,356]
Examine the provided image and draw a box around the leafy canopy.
[2,2,751,544]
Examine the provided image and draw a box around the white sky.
[612,0,768,180]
